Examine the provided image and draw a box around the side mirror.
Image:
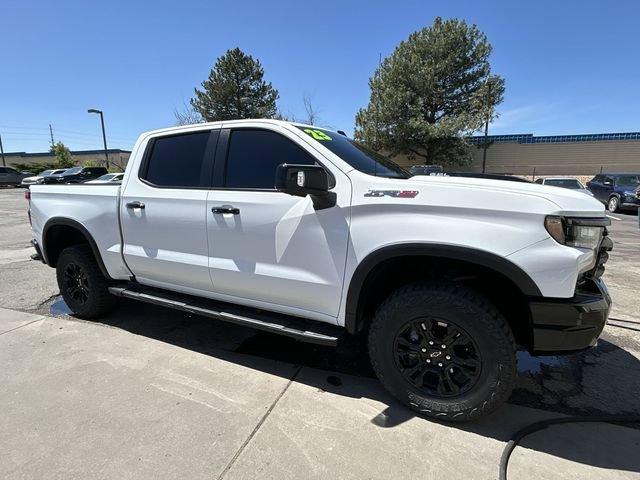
[276,164,330,197]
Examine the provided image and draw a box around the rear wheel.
[56,245,114,319]
[368,281,517,421]
[608,195,619,213]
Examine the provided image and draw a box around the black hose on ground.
[499,415,640,480]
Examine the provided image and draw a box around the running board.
[108,286,342,346]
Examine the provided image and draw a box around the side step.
[108,286,342,346]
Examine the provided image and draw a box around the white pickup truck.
[27,119,612,421]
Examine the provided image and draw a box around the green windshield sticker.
[304,128,332,141]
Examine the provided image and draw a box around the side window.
[534,178,543,184]
[142,131,212,187]
[225,129,316,189]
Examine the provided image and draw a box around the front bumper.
[529,278,611,354]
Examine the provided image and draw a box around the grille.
[589,227,613,279]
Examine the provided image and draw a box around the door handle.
[126,201,145,210]
[211,205,240,215]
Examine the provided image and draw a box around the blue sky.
[2,0,639,153]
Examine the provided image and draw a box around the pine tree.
[354,17,504,166]
[191,48,279,121]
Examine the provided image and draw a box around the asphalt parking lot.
[1,187,639,479]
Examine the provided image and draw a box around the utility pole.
[481,78,492,174]
[49,124,55,147]
[87,109,109,169]
[0,134,5,166]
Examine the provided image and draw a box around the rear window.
[142,131,212,187]
[544,179,583,189]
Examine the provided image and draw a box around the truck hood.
[408,175,606,217]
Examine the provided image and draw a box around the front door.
[120,128,219,294]
[206,126,351,321]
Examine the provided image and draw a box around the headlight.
[545,216,609,250]
[623,190,636,197]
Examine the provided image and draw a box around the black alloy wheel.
[63,262,90,305]
[393,317,481,397]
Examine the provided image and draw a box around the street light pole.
[88,109,109,170]
[481,79,492,174]
[0,134,5,167]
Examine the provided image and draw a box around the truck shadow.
[52,296,640,475]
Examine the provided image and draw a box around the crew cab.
[27,120,613,421]
[0,166,32,186]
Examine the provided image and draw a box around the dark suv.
[42,166,108,184]
[586,173,640,212]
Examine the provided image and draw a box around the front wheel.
[56,245,115,319]
[608,195,619,213]
[368,281,517,422]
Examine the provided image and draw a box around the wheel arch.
[42,217,112,279]
[344,243,542,339]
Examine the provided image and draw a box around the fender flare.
[344,243,542,334]
[42,217,112,279]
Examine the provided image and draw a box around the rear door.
[205,125,351,321]
[0,167,10,185]
[120,128,219,293]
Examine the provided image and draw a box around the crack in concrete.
[0,317,45,336]
[217,365,302,480]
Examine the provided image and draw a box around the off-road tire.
[368,281,517,422]
[56,244,114,319]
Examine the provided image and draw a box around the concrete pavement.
[1,307,639,479]
[2,187,640,478]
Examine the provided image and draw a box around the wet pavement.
[40,294,640,419]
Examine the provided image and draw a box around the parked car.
[86,173,124,184]
[0,166,32,186]
[586,172,640,212]
[42,166,108,184]
[534,177,594,196]
[409,165,444,176]
[27,119,612,421]
[448,172,532,183]
[21,169,68,186]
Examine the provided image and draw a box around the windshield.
[38,170,53,176]
[616,174,640,186]
[63,167,82,175]
[544,179,583,189]
[296,126,410,179]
